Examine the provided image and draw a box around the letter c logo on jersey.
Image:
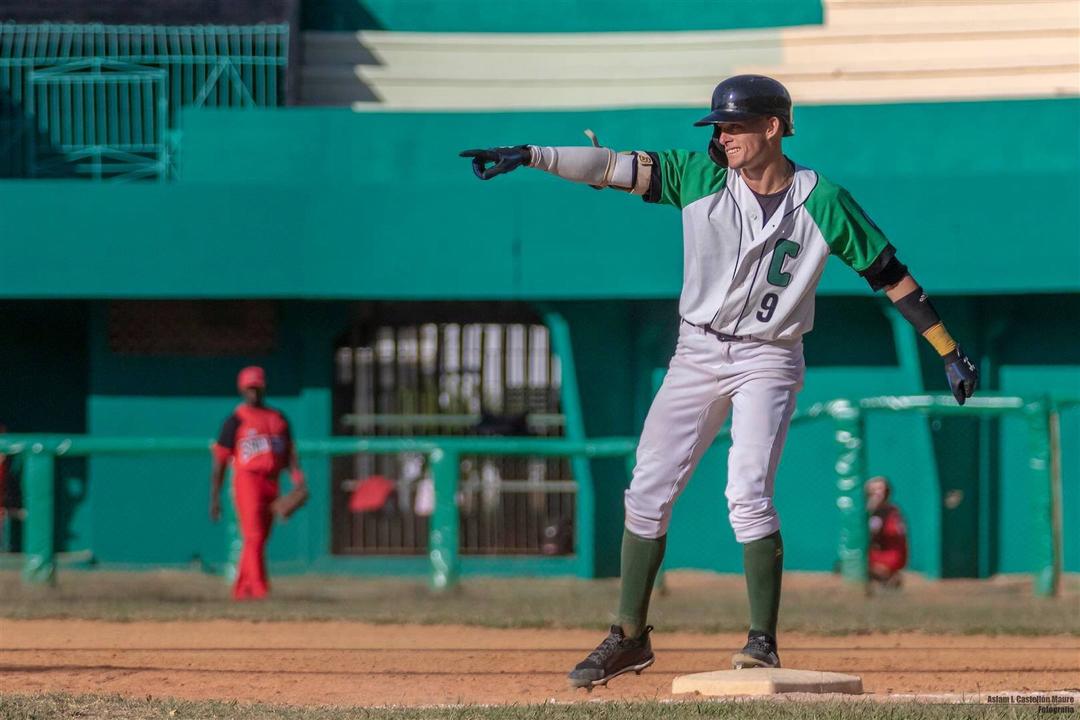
[767,239,801,288]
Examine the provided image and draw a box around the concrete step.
[824,0,1079,28]
[346,47,1077,80]
[302,30,1077,83]
[335,69,1078,109]
[297,0,1080,108]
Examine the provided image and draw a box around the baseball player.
[866,475,908,588]
[461,74,978,688]
[210,366,306,600]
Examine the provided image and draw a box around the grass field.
[1,569,1076,635]
[0,693,1061,720]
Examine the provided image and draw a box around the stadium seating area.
[300,0,1080,108]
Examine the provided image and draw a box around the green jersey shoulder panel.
[804,174,890,272]
[650,149,727,209]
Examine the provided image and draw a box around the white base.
[672,668,863,696]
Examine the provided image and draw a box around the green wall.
[3,97,1077,577]
[82,302,343,568]
[999,369,1080,575]
[301,0,822,32]
[1,100,1077,300]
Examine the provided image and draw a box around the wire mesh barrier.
[0,23,289,179]
[332,322,572,557]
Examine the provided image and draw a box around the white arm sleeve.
[528,146,634,189]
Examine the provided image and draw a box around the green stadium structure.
[0,23,288,179]
[0,1,1077,587]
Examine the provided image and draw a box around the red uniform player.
[210,366,305,600]
[866,475,908,588]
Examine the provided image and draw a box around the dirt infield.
[2,620,1077,707]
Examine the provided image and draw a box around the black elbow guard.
[860,245,908,291]
[642,152,663,204]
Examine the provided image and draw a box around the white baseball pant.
[624,321,804,543]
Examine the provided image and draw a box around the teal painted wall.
[1,100,1077,300]
[82,302,344,569]
[301,0,822,32]
[999,369,1080,574]
[986,294,1080,574]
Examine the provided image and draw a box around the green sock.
[616,528,666,639]
[743,530,784,637]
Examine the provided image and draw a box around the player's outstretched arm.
[884,274,979,405]
[459,145,652,194]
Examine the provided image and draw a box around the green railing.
[0,394,1070,595]
[0,23,289,180]
[0,434,637,591]
[794,394,1073,598]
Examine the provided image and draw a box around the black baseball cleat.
[731,630,781,669]
[568,625,655,689]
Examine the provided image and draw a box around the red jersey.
[869,504,908,572]
[212,404,293,476]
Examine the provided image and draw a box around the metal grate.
[0,23,288,180]
[332,321,576,557]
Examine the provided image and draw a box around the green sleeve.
[805,182,890,271]
[649,150,726,209]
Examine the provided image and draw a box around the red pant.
[869,548,906,574]
[232,471,278,600]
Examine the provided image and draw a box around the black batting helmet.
[694,75,794,136]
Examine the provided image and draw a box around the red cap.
[236,366,266,391]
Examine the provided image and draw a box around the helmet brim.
[694,109,794,136]
[693,109,761,127]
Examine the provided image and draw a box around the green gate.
[0,23,289,180]
[27,60,167,180]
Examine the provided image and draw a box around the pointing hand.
[459,146,532,180]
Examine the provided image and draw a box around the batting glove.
[944,348,979,405]
[459,146,532,180]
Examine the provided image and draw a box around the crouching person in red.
[210,366,305,600]
[866,475,908,589]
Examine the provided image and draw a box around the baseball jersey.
[869,504,908,571]
[646,150,890,340]
[212,404,293,476]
